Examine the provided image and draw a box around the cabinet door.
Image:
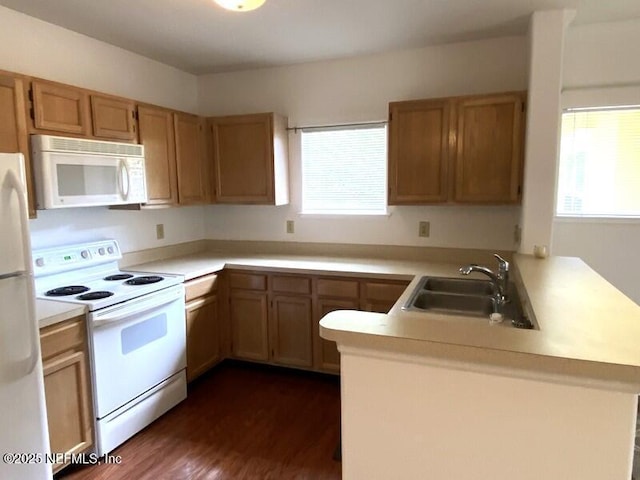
[453,93,525,203]
[270,295,313,368]
[230,290,269,361]
[388,99,450,204]
[211,113,274,203]
[0,73,35,217]
[175,113,209,204]
[90,95,136,141]
[43,351,93,473]
[137,105,178,205]
[314,297,359,373]
[186,295,220,382]
[40,317,93,474]
[31,80,90,135]
[361,281,410,313]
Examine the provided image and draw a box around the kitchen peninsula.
[321,254,640,480]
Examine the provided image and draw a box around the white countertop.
[36,299,85,328]
[36,246,640,388]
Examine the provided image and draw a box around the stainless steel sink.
[403,276,533,329]
[422,277,495,295]
[412,291,495,316]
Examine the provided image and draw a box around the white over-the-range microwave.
[31,134,148,209]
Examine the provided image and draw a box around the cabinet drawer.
[40,317,85,361]
[272,275,311,295]
[317,278,359,299]
[185,273,218,302]
[362,282,409,302]
[229,272,267,291]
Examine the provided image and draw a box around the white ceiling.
[1,0,638,74]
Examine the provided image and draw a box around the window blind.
[301,124,387,214]
[557,107,640,217]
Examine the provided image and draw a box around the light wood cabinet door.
[453,93,525,203]
[175,113,209,205]
[388,99,450,204]
[40,317,93,474]
[31,80,90,135]
[314,297,359,373]
[137,105,178,205]
[361,280,410,314]
[90,95,136,141]
[230,290,269,361]
[186,295,220,382]
[270,295,313,368]
[211,113,289,205]
[0,73,35,217]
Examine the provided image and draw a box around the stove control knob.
[81,250,89,259]
[35,257,44,267]
[98,247,106,255]
[107,246,114,254]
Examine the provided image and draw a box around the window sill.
[298,211,392,219]
[554,215,640,224]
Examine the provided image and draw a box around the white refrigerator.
[0,153,52,480]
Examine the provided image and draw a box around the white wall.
[0,6,198,112]
[552,19,640,305]
[0,6,205,253]
[519,10,573,255]
[29,206,206,254]
[200,36,528,250]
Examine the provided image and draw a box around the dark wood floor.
[58,362,342,480]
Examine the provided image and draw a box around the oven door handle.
[92,286,184,327]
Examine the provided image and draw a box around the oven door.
[89,284,186,419]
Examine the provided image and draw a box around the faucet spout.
[458,264,498,284]
[459,254,511,310]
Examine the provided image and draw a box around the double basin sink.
[403,276,534,329]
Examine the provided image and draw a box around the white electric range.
[33,240,187,457]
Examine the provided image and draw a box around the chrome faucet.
[459,254,510,308]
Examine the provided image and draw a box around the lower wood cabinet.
[185,274,221,382]
[230,289,269,361]
[314,297,359,373]
[361,280,410,313]
[39,316,93,474]
[225,271,409,374]
[270,295,313,367]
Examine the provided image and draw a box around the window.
[301,124,387,215]
[557,107,640,217]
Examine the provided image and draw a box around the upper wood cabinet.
[90,95,136,141]
[175,113,209,205]
[388,99,450,204]
[210,112,289,205]
[30,80,91,136]
[137,105,179,206]
[0,72,36,217]
[388,91,526,205]
[453,93,525,203]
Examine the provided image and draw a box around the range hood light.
[213,0,266,12]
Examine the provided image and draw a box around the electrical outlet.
[286,220,295,234]
[514,224,522,245]
[418,221,430,238]
[156,224,165,240]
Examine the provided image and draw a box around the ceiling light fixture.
[213,0,266,12]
